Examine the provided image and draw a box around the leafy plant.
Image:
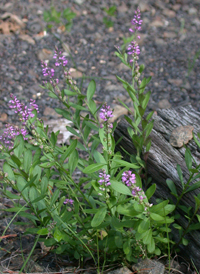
[103,5,117,28]
[43,7,76,32]
[0,7,200,273]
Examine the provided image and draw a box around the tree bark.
[114,105,200,268]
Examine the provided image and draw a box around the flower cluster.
[99,170,111,187]
[9,94,39,125]
[122,170,153,210]
[53,47,68,67]
[99,103,113,129]
[41,49,68,86]
[127,41,140,61]
[127,8,142,65]
[0,95,39,148]
[41,62,55,79]
[122,170,136,186]
[129,8,143,34]
[63,198,74,205]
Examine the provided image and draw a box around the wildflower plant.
[0,8,186,271]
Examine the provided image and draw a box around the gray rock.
[107,266,131,274]
[132,258,165,274]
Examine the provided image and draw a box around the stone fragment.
[69,68,83,78]
[132,258,165,274]
[105,84,124,92]
[37,48,54,61]
[168,78,183,86]
[163,31,177,38]
[109,105,128,123]
[43,107,62,118]
[19,34,35,45]
[170,125,194,148]
[158,99,171,109]
[0,113,8,122]
[162,9,176,18]
[117,63,130,71]
[188,8,198,15]
[107,266,131,274]
[150,18,164,27]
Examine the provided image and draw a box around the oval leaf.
[91,207,107,227]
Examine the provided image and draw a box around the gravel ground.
[0,0,200,272]
[0,0,200,127]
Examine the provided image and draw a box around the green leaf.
[11,155,21,168]
[150,200,169,213]
[188,223,200,231]
[144,120,154,139]
[24,150,32,173]
[4,190,20,200]
[111,159,139,169]
[177,164,184,188]
[123,239,131,255]
[138,219,150,233]
[142,91,151,109]
[16,176,29,200]
[87,80,96,102]
[64,89,78,96]
[55,108,71,120]
[37,228,49,235]
[69,102,87,111]
[14,135,24,157]
[50,132,57,147]
[32,165,42,185]
[142,229,152,245]
[19,211,39,221]
[29,186,38,206]
[65,126,80,137]
[93,150,107,164]
[3,162,15,181]
[31,194,46,204]
[48,91,58,98]
[145,184,156,200]
[50,189,60,208]
[166,179,178,197]
[68,149,79,174]
[115,235,123,248]
[150,213,165,221]
[147,237,155,253]
[185,181,200,193]
[91,207,107,227]
[60,139,78,162]
[181,238,188,246]
[185,148,192,171]
[83,163,106,174]
[54,227,63,242]
[110,180,132,196]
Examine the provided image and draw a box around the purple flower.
[99,104,113,122]
[63,198,74,205]
[0,95,39,147]
[129,8,142,33]
[98,170,111,187]
[41,62,55,78]
[122,170,136,186]
[127,41,140,63]
[99,104,113,129]
[53,47,68,67]
[9,94,39,124]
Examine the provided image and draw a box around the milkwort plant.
[0,8,176,271]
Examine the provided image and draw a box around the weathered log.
[114,105,200,269]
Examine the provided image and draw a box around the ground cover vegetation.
[1,7,200,273]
